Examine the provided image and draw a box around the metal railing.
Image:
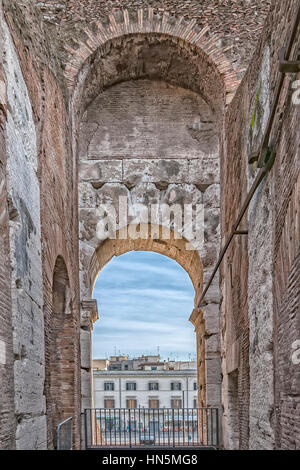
[84,408,220,449]
[57,417,73,450]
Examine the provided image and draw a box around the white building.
[93,369,198,410]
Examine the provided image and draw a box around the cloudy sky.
[92,251,196,361]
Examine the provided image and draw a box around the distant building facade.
[93,355,196,372]
[93,356,197,410]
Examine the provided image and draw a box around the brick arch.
[45,255,76,449]
[87,225,203,302]
[67,8,240,113]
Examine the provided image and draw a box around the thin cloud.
[92,251,196,360]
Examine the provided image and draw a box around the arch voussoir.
[64,7,239,104]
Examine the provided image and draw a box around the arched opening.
[92,250,197,404]
[93,251,196,358]
[87,245,208,446]
[45,256,75,449]
[76,29,223,447]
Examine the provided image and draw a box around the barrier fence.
[84,408,220,449]
[57,417,73,450]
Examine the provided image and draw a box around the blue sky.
[92,251,196,361]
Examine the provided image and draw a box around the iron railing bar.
[85,408,218,448]
[210,409,213,447]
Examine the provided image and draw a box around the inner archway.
[45,256,75,449]
[77,29,223,446]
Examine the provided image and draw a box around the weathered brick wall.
[36,0,271,80]
[221,0,300,450]
[1,0,298,451]
[79,80,218,160]
[1,0,81,449]
[2,14,46,449]
[270,0,300,447]
[78,69,222,422]
[41,67,81,449]
[0,1,15,450]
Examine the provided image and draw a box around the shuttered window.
[126,399,137,409]
[149,399,159,409]
[104,399,115,409]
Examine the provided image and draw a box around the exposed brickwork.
[36,0,271,87]
[40,67,81,450]
[2,0,81,449]
[0,0,299,451]
[220,0,300,450]
[0,2,15,449]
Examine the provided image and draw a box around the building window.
[104,399,115,409]
[171,398,182,409]
[193,399,197,409]
[149,399,159,409]
[193,382,198,391]
[148,382,159,391]
[104,382,114,391]
[171,382,181,391]
[126,382,137,391]
[151,366,157,370]
[126,399,137,409]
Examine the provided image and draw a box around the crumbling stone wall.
[36,0,271,84]
[221,0,300,450]
[0,0,81,449]
[2,15,46,448]
[78,73,222,420]
[1,0,299,451]
[0,1,15,450]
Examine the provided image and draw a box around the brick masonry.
[0,0,299,451]
[220,0,300,450]
[78,77,222,419]
[0,1,15,450]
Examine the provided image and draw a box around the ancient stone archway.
[67,8,240,109]
[80,224,221,430]
[89,227,203,296]
[75,25,223,446]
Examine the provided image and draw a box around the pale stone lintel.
[189,308,204,328]
[226,339,240,374]
[81,299,99,329]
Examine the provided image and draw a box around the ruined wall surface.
[78,76,222,415]
[37,0,271,82]
[1,0,81,449]
[79,80,218,160]
[221,0,300,450]
[2,15,46,449]
[0,1,15,450]
[41,67,81,450]
[1,0,298,451]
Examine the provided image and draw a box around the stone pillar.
[80,300,99,448]
[190,303,222,446]
[190,305,221,409]
[201,303,222,408]
[190,308,206,406]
